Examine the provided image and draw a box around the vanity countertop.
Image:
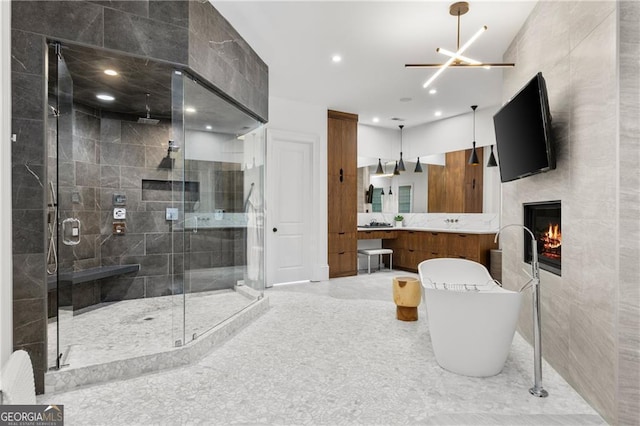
[357,226,498,235]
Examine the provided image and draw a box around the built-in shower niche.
[141,179,200,211]
[524,201,561,275]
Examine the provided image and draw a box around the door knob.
[273,227,278,232]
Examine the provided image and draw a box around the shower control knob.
[273,227,278,233]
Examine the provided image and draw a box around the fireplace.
[524,201,561,275]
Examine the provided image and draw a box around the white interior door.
[266,129,315,286]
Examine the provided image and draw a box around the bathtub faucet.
[494,224,548,398]
[494,224,539,284]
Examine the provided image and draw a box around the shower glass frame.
[46,41,266,370]
[171,70,266,347]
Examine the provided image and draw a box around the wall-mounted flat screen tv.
[493,72,555,183]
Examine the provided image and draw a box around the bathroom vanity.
[357,228,498,273]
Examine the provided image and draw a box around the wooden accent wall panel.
[428,164,446,213]
[428,148,483,213]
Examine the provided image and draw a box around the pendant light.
[397,125,406,172]
[393,161,400,175]
[389,186,393,195]
[375,158,384,174]
[487,145,498,167]
[381,187,385,195]
[468,105,479,165]
[414,158,423,173]
[405,2,515,89]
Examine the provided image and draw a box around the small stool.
[392,276,421,321]
[358,248,393,274]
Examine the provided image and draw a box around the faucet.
[494,224,548,398]
[495,224,539,284]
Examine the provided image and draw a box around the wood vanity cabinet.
[383,230,497,272]
[357,230,397,240]
[328,110,358,278]
[428,149,483,213]
[383,231,425,271]
[422,231,448,258]
[446,233,496,265]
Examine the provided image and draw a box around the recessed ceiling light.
[434,111,442,117]
[331,55,342,63]
[429,89,437,95]
[185,107,196,113]
[96,94,115,101]
[205,125,212,130]
[372,117,380,123]
[104,69,118,76]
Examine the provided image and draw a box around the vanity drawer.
[421,231,447,253]
[329,232,356,253]
[329,251,357,277]
[447,233,480,259]
[358,230,397,240]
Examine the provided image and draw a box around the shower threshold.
[45,288,269,393]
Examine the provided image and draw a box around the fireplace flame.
[540,223,561,259]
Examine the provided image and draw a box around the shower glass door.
[46,43,75,370]
[173,72,265,346]
[48,42,182,368]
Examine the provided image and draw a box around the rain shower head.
[138,93,160,125]
[137,117,160,125]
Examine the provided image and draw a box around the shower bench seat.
[47,264,140,291]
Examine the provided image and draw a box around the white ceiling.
[212,1,537,129]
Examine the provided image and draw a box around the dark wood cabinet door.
[327,110,358,278]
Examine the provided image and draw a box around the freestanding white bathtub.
[418,258,523,377]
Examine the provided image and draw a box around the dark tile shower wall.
[11,32,47,393]
[56,114,249,305]
[11,0,268,393]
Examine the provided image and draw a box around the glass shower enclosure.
[46,42,265,370]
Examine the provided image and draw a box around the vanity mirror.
[357,148,484,214]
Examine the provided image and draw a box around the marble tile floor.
[40,271,605,425]
[47,288,256,370]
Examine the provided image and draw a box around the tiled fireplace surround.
[11,0,268,393]
[501,2,639,424]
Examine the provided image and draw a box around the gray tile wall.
[617,2,640,424]
[54,115,246,303]
[188,1,268,122]
[11,0,267,393]
[501,1,639,423]
[11,30,47,393]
